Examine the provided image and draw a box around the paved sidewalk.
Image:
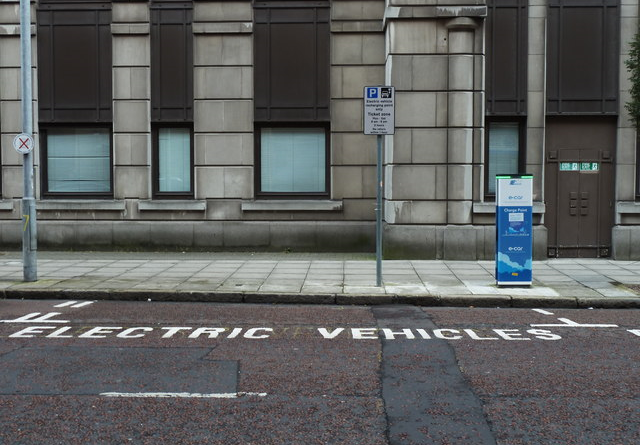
[1,251,639,308]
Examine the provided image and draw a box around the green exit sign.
[580,162,599,172]
[559,162,579,171]
[559,162,599,172]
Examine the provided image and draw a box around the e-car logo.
[509,180,522,186]
[508,195,524,200]
[508,246,524,251]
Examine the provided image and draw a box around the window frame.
[40,125,114,199]
[484,118,527,199]
[151,124,195,199]
[150,0,193,199]
[253,1,331,199]
[255,123,330,199]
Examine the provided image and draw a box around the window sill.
[192,22,252,35]
[242,200,343,212]
[38,200,126,212]
[473,202,546,214]
[138,200,206,212]
[617,201,640,214]
[0,200,14,211]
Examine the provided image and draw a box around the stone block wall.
[0,0,637,259]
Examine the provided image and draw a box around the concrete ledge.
[0,200,14,211]
[138,200,207,212]
[384,5,486,21]
[617,201,640,214]
[510,296,578,308]
[244,293,336,305]
[111,23,150,35]
[2,288,639,309]
[241,200,343,212]
[439,294,512,307]
[31,220,374,251]
[0,24,35,35]
[193,22,252,34]
[331,21,383,33]
[384,223,548,260]
[576,297,640,309]
[37,200,127,212]
[336,294,397,305]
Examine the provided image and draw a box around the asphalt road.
[1,300,638,444]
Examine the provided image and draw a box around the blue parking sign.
[366,87,378,99]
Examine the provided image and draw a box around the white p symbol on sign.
[366,88,378,99]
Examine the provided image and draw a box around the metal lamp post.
[20,0,37,281]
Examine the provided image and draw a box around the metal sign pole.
[20,0,37,281]
[376,134,383,287]
[363,85,394,288]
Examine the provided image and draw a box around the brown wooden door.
[545,119,615,258]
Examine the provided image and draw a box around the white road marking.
[100,392,267,399]
[532,309,555,315]
[71,301,95,308]
[530,317,618,328]
[54,301,95,309]
[0,312,69,324]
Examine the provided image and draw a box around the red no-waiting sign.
[13,133,34,154]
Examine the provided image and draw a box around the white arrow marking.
[530,317,618,328]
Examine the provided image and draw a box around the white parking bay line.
[54,301,95,309]
[100,392,267,399]
[54,301,78,308]
[532,309,555,315]
[70,301,95,308]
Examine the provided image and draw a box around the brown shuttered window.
[151,1,193,198]
[254,1,330,197]
[486,0,528,116]
[37,1,113,198]
[254,1,330,122]
[151,1,193,122]
[547,0,619,114]
[37,2,112,123]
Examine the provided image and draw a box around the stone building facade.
[0,0,638,259]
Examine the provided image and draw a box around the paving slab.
[0,251,639,308]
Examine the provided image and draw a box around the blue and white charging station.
[495,175,533,286]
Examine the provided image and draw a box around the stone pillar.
[446,17,481,225]
[112,1,151,200]
[527,0,547,202]
[193,1,253,211]
[383,1,486,258]
[331,0,385,219]
[612,0,639,258]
